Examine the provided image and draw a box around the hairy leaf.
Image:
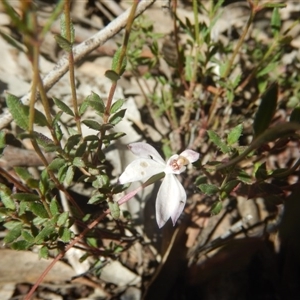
[207,130,230,153]
[227,124,243,145]
[53,97,74,116]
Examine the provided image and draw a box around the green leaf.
[58,164,68,183]
[32,107,49,127]
[110,99,124,114]
[290,107,300,124]
[111,47,127,76]
[65,165,74,185]
[39,169,50,195]
[60,13,75,43]
[73,157,85,168]
[198,183,219,195]
[87,194,105,205]
[79,100,89,116]
[48,158,65,171]
[104,132,126,144]
[50,198,60,216]
[22,230,35,242]
[75,142,87,157]
[195,176,207,186]
[257,62,277,78]
[11,240,33,250]
[84,135,99,142]
[82,119,102,131]
[57,211,69,226]
[92,174,110,189]
[211,201,223,216]
[105,70,120,82]
[59,227,72,243]
[54,34,72,52]
[220,61,229,78]
[0,130,5,151]
[207,130,230,153]
[34,132,58,152]
[34,225,56,244]
[112,184,130,194]
[39,245,49,259]
[227,124,243,145]
[12,193,40,202]
[87,237,98,248]
[29,202,49,218]
[4,223,22,244]
[64,134,81,153]
[222,180,240,193]
[85,92,105,115]
[53,97,74,116]
[14,167,32,181]
[54,122,63,141]
[253,83,278,138]
[262,2,286,8]
[109,109,126,125]
[271,7,281,37]
[0,29,26,52]
[0,183,15,210]
[6,93,29,130]
[185,55,193,81]
[108,201,120,220]
[255,162,269,180]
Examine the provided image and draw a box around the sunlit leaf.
[29,202,49,218]
[211,201,222,215]
[109,109,126,125]
[0,183,15,210]
[111,47,127,76]
[59,227,71,243]
[108,201,120,219]
[198,183,219,195]
[57,211,69,226]
[207,130,230,153]
[227,124,243,145]
[110,99,124,114]
[6,93,29,130]
[53,97,74,116]
[4,223,22,244]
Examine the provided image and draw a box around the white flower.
[119,142,199,228]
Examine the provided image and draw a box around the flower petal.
[180,149,200,163]
[128,143,165,165]
[119,158,165,184]
[156,174,187,228]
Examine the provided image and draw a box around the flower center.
[169,155,189,172]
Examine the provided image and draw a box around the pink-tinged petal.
[128,143,165,165]
[119,158,165,184]
[180,149,200,163]
[155,174,187,228]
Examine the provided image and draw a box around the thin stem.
[40,0,65,38]
[172,0,189,91]
[104,0,139,119]
[222,8,256,79]
[96,1,139,162]
[64,0,82,135]
[180,0,201,128]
